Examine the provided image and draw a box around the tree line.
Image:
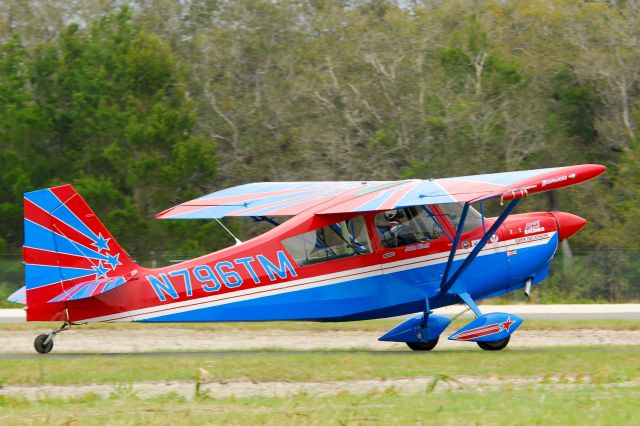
[0,1,639,300]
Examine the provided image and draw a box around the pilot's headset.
[384,209,406,222]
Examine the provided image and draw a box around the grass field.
[1,348,639,425]
[1,348,639,385]
[2,385,639,425]
[1,321,638,424]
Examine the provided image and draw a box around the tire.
[406,337,439,351]
[34,334,54,354]
[477,336,510,351]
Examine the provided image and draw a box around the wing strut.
[440,202,470,289]
[440,198,521,294]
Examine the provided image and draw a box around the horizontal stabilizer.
[48,274,132,303]
[7,286,26,305]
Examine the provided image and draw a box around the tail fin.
[23,184,137,309]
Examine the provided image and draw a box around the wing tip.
[155,208,172,219]
[590,163,607,175]
[573,163,607,182]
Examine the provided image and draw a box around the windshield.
[438,203,483,234]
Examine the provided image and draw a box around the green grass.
[1,347,638,386]
[1,345,638,424]
[1,318,639,332]
[1,384,638,425]
[0,282,21,308]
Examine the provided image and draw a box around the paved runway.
[2,347,640,360]
[2,305,639,356]
[0,309,25,323]
[3,304,640,323]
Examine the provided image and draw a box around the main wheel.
[34,334,54,354]
[477,336,510,351]
[406,337,439,351]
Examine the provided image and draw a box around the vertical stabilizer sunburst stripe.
[23,220,108,263]
[24,198,97,249]
[25,264,98,289]
[25,189,99,242]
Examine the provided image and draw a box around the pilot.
[379,209,409,247]
[384,209,406,228]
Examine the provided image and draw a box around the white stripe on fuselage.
[84,232,556,322]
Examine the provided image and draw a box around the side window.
[439,203,483,234]
[375,207,443,249]
[282,216,372,266]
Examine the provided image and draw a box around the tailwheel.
[33,322,75,354]
[34,334,54,354]
[406,337,439,351]
[477,336,510,351]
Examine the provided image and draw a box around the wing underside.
[156,164,605,219]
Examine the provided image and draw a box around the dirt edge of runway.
[2,328,640,354]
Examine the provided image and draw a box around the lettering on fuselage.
[524,220,545,235]
[515,234,549,244]
[146,250,297,302]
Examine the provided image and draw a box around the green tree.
[0,36,46,248]
[1,8,226,257]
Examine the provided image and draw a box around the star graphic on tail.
[92,233,110,252]
[105,253,121,270]
[93,261,109,279]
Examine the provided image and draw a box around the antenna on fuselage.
[215,218,242,245]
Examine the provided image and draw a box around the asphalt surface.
[2,347,640,360]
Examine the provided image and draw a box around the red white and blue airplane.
[8,164,605,353]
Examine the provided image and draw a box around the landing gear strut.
[33,322,74,354]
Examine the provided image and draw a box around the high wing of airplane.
[10,164,605,353]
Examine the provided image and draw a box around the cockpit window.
[438,203,483,234]
[375,207,443,248]
[282,216,372,266]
